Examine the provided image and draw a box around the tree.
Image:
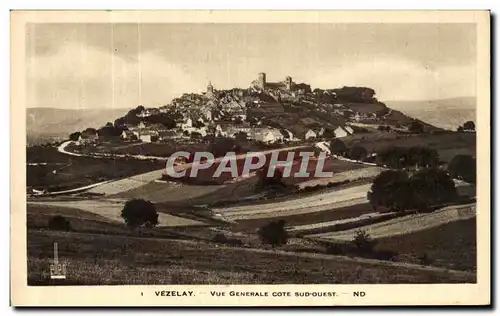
[69,131,81,141]
[234,131,248,143]
[352,230,377,254]
[349,145,368,161]
[322,128,336,139]
[121,199,159,229]
[407,146,439,169]
[258,220,288,249]
[463,121,476,132]
[368,170,410,212]
[330,139,347,156]
[448,155,476,183]
[208,137,236,157]
[48,215,72,231]
[409,121,424,134]
[82,127,97,135]
[408,168,458,212]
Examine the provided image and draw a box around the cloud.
[27,42,205,109]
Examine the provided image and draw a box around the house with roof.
[344,125,354,135]
[333,126,349,138]
[158,130,179,141]
[77,129,98,144]
[138,130,159,143]
[252,128,283,143]
[121,130,138,141]
[305,129,318,140]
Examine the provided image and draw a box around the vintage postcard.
[11,10,490,306]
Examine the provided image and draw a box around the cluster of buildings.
[75,72,363,146]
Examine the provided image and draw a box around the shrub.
[48,215,72,231]
[368,170,410,212]
[352,230,377,254]
[349,145,368,161]
[258,220,288,249]
[121,199,159,229]
[330,139,347,156]
[448,154,476,183]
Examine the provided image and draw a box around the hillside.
[385,97,476,131]
[27,107,129,145]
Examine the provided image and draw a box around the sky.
[26,23,477,109]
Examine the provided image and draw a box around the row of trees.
[376,146,439,170]
[368,168,458,213]
[457,121,476,132]
[330,139,369,161]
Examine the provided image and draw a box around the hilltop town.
[70,73,438,148]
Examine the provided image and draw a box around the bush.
[48,215,72,231]
[448,154,476,183]
[352,230,377,254]
[121,199,159,229]
[330,139,347,156]
[349,145,368,161]
[258,220,288,249]
[368,170,410,212]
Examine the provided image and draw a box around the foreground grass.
[28,230,475,285]
[376,218,476,272]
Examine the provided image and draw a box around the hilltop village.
[71,73,423,147]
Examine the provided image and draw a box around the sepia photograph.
[10,10,490,306]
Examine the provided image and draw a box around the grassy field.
[342,131,475,163]
[232,203,389,232]
[376,218,476,271]
[26,204,189,239]
[27,147,165,191]
[27,230,474,285]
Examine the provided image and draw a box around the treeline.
[376,146,439,169]
[368,168,459,213]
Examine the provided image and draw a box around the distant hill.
[27,107,129,145]
[385,97,476,131]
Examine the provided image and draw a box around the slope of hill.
[385,97,476,131]
[27,107,129,145]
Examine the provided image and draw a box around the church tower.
[285,76,293,90]
[206,81,214,96]
[258,72,266,89]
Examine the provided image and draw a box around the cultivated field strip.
[297,166,384,189]
[85,145,308,196]
[27,200,204,227]
[87,169,166,195]
[287,211,394,232]
[213,184,372,220]
[308,203,476,241]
